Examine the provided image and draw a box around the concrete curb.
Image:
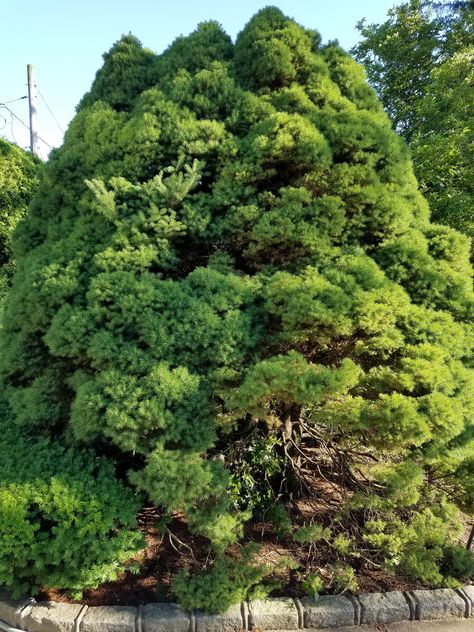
[0,587,472,632]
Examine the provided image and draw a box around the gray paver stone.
[142,603,190,632]
[358,591,410,625]
[412,589,466,621]
[462,586,474,616]
[195,603,244,632]
[0,594,35,628]
[23,602,84,632]
[80,606,137,632]
[301,595,355,628]
[248,598,299,630]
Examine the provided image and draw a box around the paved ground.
[386,622,473,631]
[299,622,474,632]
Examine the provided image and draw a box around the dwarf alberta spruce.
[0,7,473,605]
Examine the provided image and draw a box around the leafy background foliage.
[0,5,473,609]
[0,140,40,306]
[353,0,474,248]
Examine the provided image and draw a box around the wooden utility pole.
[27,64,39,157]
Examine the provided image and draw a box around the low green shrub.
[330,564,358,594]
[300,572,324,598]
[266,502,293,538]
[293,524,331,544]
[0,410,144,597]
[332,533,356,556]
[363,505,471,586]
[442,545,474,583]
[171,545,272,613]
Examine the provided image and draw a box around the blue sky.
[1,1,401,158]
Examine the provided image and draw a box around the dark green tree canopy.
[1,7,473,600]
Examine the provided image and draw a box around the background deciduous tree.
[353,0,474,247]
[0,139,40,306]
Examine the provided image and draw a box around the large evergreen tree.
[1,8,473,606]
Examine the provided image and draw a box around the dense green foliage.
[0,404,143,596]
[1,7,473,609]
[0,139,40,304]
[353,0,474,246]
[412,46,473,240]
[172,544,272,613]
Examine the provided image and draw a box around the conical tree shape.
[1,8,473,601]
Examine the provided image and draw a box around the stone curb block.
[300,595,355,628]
[195,603,244,632]
[248,598,299,630]
[410,588,466,621]
[0,594,35,629]
[23,603,84,632]
[0,586,472,631]
[142,603,191,632]
[358,591,410,625]
[80,607,137,632]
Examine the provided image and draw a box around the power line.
[1,96,27,105]
[36,86,64,134]
[36,134,53,150]
[9,110,18,146]
[0,103,29,130]
[0,102,53,149]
